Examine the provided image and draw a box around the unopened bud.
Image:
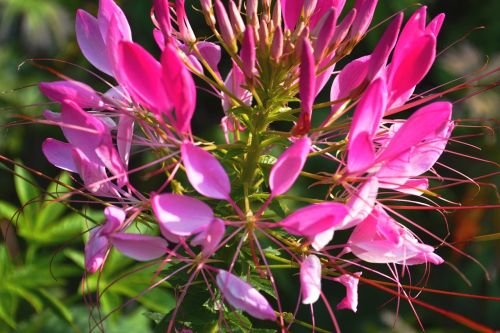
[313,8,337,62]
[229,0,245,36]
[272,0,282,29]
[271,27,283,61]
[200,0,216,26]
[349,0,378,41]
[246,0,258,25]
[214,0,237,52]
[259,18,269,49]
[241,26,256,79]
[331,8,356,49]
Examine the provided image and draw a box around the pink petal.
[161,43,196,133]
[95,140,128,187]
[42,138,78,172]
[222,62,252,111]
[110,233,167,261]
[349,0,378,40]
[366,13,402,81]
[191,218,225,257]
[116,41,171,114]
[71,148,111,195]
[269,136,311,197]
[280,202,348,237]
[280,0,304,30]
[39,81,104,109]
[333,272,362,312]
[102,205,126,234]
[153,0,172,38]
[216,270,276,321]
[75,10,112,75]
[347,132,376,174]
[60,100,106,161]
[376,102,452,165]
[341,177,379,229]
[181,141,231,200]
[151,193,214,237]
[387,34,436,106]
[300,254,322,304]
[329,55,370,116]
[116,114,134,166]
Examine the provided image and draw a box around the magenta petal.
[151,193,214,237]
[161,43,196,133]
[333,272,362,312]
[293,38,315,135]
[110,233,167,261]
[75,10,112,75]
[280,202,348,237]
[39,81,104,109]
[191,218,225,257]
[280,0,304,30]
[347,132,376,174]
[269,136,311,197]
[300,254,322,304]
[366,13,402,80]
[42,138,78,172]
[241,26,256,78]
[216,270,276,321]
[387,34,436,106]
[116,41,171,114]
[181,141,231,200]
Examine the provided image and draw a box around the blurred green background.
[0,0,498,332]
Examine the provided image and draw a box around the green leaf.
[37,289,74,326]
[35,173,73,230]
[14,163,40,221]
[4,284,44,312]
[0,200,18,220]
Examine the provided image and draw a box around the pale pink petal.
[181,141,231,200]
[280,202,348,237]
[222,62,252,111]
[340,177,379,229]
[85,227,109,273]
[347,132,376,174]
[151,193,214,237]
[269,136,311,197]
[75,10,112,75]
[116,114,134,166]
[97,0,132,42]
[196,41,222,77]
[72,148,110,195]
[216,270,276,321]
[95,140,128,187]
[39,81,104,109]
[191,218,225,257]
[348,206,442,264]
[102,205,126,234]
[300,254,322,304]
[333,272,362,312]
[42,138,78,172]
[110,233,167,261]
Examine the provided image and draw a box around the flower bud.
[271,27,283,61]
[229,0,245,36]
[200,0,216,26]
[303,0,318,19]
[241,26,256,79]
[214,0,237,52]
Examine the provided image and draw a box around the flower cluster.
[38,0,467,331]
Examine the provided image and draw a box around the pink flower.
[348,205,443,265]
[216,270,276,321]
